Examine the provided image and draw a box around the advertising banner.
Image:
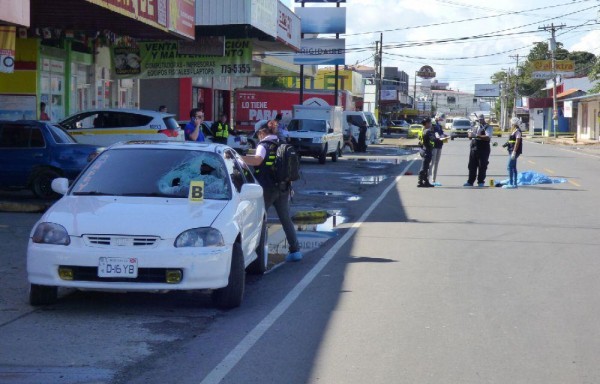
[169,0,195,40]
[85,0,168,31]
[295,7,346,34]
[0,26,16,73]
[380,89,397,101]
[564,100,573,118]
[474,84,500,97]
[294,38,345,65]
[112,39,253,79]
[278,2,301,50]
[532,60,575,79]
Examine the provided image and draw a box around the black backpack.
[266,141,300,183]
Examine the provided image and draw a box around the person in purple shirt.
[184,108,206,142]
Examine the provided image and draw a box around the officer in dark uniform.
[464,114,492,187]
[211,113,232,144]
[418,117,437,188]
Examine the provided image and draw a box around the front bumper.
[288,138,325,156]
[27,238,232,291]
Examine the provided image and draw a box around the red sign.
[235,89,347,131]
[169,0,195,40]
[85,0,168,31]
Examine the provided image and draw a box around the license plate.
[98,257,138,278]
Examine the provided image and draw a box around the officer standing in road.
[211,113,232,144]
[464,114,493,187]
[418,117,437,188]
[241,124,303,262]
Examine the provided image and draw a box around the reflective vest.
[254,141,278,188]
[215,122,229,139]
[507,128,522,155]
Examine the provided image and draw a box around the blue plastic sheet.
[499,170,567,186]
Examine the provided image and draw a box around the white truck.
[287,105,344,164]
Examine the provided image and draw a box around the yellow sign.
[0,26,16,73]
[532,60,574,72]
[188,180,204,203]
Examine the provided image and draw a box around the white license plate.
[98,257,138,278]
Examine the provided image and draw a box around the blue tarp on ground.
[500,170,567,186]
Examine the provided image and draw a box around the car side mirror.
[328,128,334,133]
[240,183,263,200]
[51,178,69,195]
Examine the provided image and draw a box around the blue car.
[0,120,101,199]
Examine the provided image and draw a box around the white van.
[363,111,382,144]
[343,111,381,144]
[289,105,344,164]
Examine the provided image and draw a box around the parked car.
[490,123,502,137]
[177,120,250,154]
[444,118,454,130]
[450,118,472,140]
[27,141,267,309]
[58,109,184,146]
[0,120,101,199]
[407,124,424,139]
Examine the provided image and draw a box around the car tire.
[29,284,57,306]
[212,242,245,309]
[331,144,340,162]
[31,168,61,200]
[247,219,268,275]
[318,146,327,164]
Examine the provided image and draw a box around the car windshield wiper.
[72,191,113,196]
[119,192,181,198]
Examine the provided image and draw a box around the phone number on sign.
[220,64,252,74]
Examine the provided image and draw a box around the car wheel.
[212,242,245,309]
[331,144,340,162]
[318,146,327,164]
[31,169,61,200]
[247,220,268,275]
[29,284,57,306]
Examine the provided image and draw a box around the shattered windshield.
[72,148,231,200]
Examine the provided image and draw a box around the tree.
[260,77,288,89]
[569,51,596,76]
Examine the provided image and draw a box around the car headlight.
[32,222,70,245]
[174,227,225,247]
[312,137,323,143]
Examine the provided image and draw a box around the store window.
[40,58,66,121]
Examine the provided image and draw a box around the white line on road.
[199,159,416,384]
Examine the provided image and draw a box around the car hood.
[40,196,228,238]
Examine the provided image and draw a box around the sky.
[283,0,600,93]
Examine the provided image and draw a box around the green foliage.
[260,77,288,89]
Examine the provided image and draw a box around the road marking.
[569,180,581,187]
[199,160,416,384]
[527,160,536,165]
[544,168,555,174]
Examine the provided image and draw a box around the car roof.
[106,140,230,152]
[66,109,175,118]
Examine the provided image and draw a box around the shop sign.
[294,38,345,65]
[85,0,168,32]
[278,2,301,50]
[0,26,16,74]
[416,65,435,79]
[532,60,575,79]
[564,100,573,118]
[169,0,195,40]
[112,39,253,79]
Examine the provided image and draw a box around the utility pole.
[374,39,380,115]
[509,54,520,118]
[539,23,566,138]
[378,33,383,119]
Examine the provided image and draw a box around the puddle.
[341,175,388,185]
[268,214,347,256]
[300,190,361,201]
[350,158,401,165]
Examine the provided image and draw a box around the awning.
[557,88,583,99]
[30,0,180,40]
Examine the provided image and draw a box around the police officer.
[241,124,302,262]
[211,113,232,145]
[418,117,437,188]
[464,114,493,187]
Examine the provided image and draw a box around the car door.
[223,149,260,258]
[0,123,48,188]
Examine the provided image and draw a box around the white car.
[27,141,267,309]
[59,109,184,146]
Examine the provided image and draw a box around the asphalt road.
[2,136,600,383]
